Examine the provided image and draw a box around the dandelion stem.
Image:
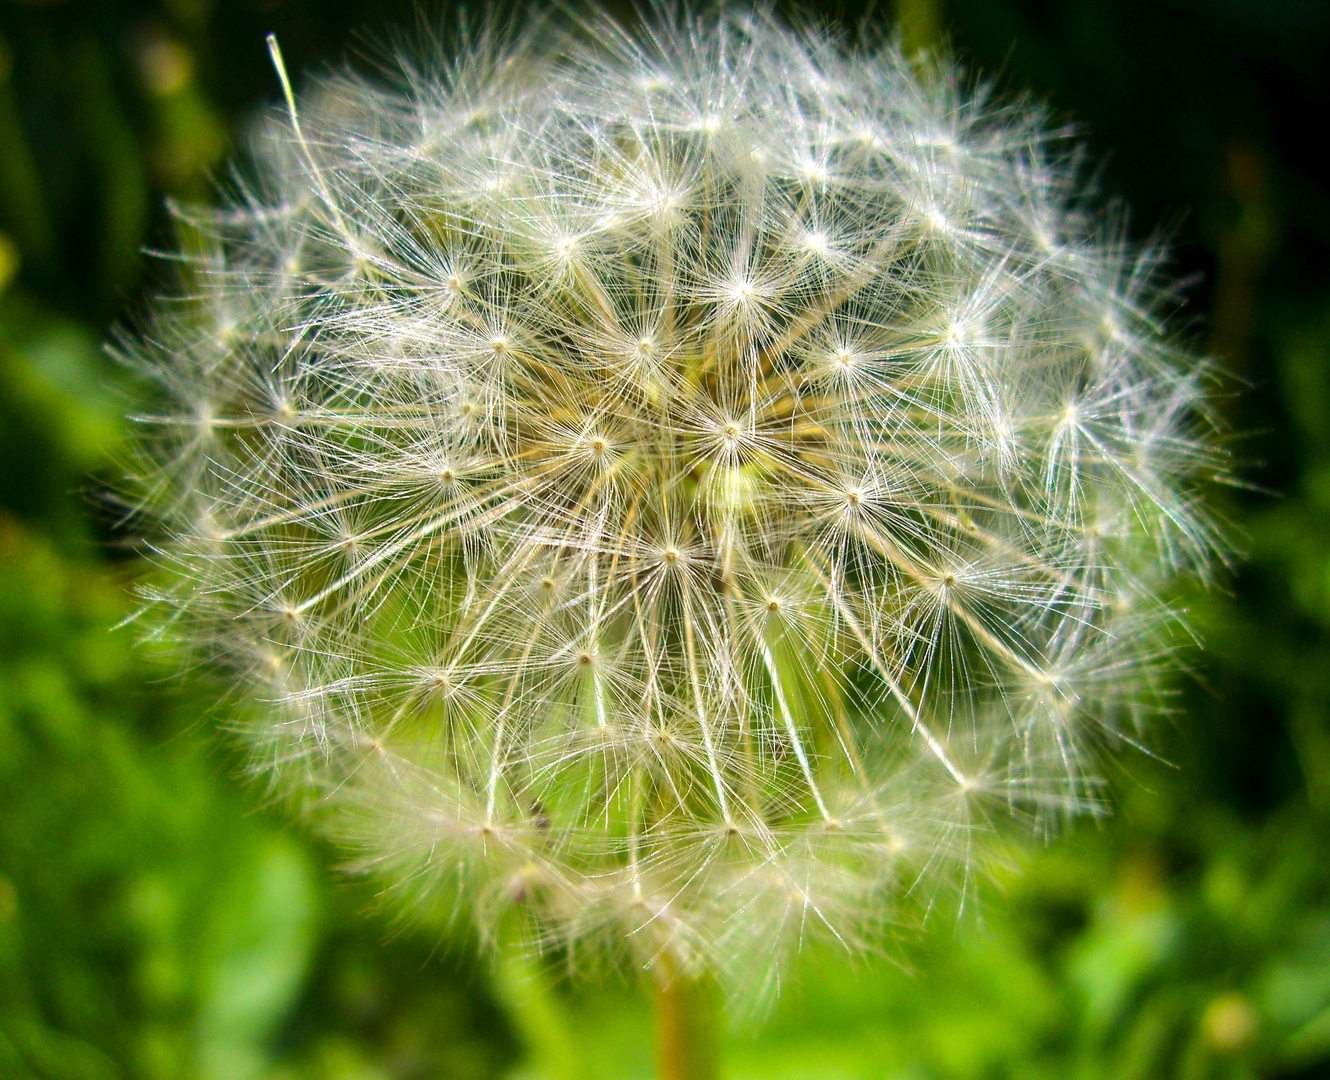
[654,961,719,1080]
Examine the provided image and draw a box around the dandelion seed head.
[120,7,1224,997]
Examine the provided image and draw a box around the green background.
[2,0,1328,1077]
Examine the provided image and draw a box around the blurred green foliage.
[1,0,1328,1077]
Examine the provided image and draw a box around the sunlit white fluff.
[121,7,1223,993]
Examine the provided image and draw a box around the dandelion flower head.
[124,8,1222,990]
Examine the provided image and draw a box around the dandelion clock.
[119,3,1223,1052]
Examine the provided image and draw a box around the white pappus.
[119,6,1225,996]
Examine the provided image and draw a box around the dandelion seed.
[120,7,1223,997]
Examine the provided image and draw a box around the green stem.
[654,963,719,1080]
[894,0,944,55]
